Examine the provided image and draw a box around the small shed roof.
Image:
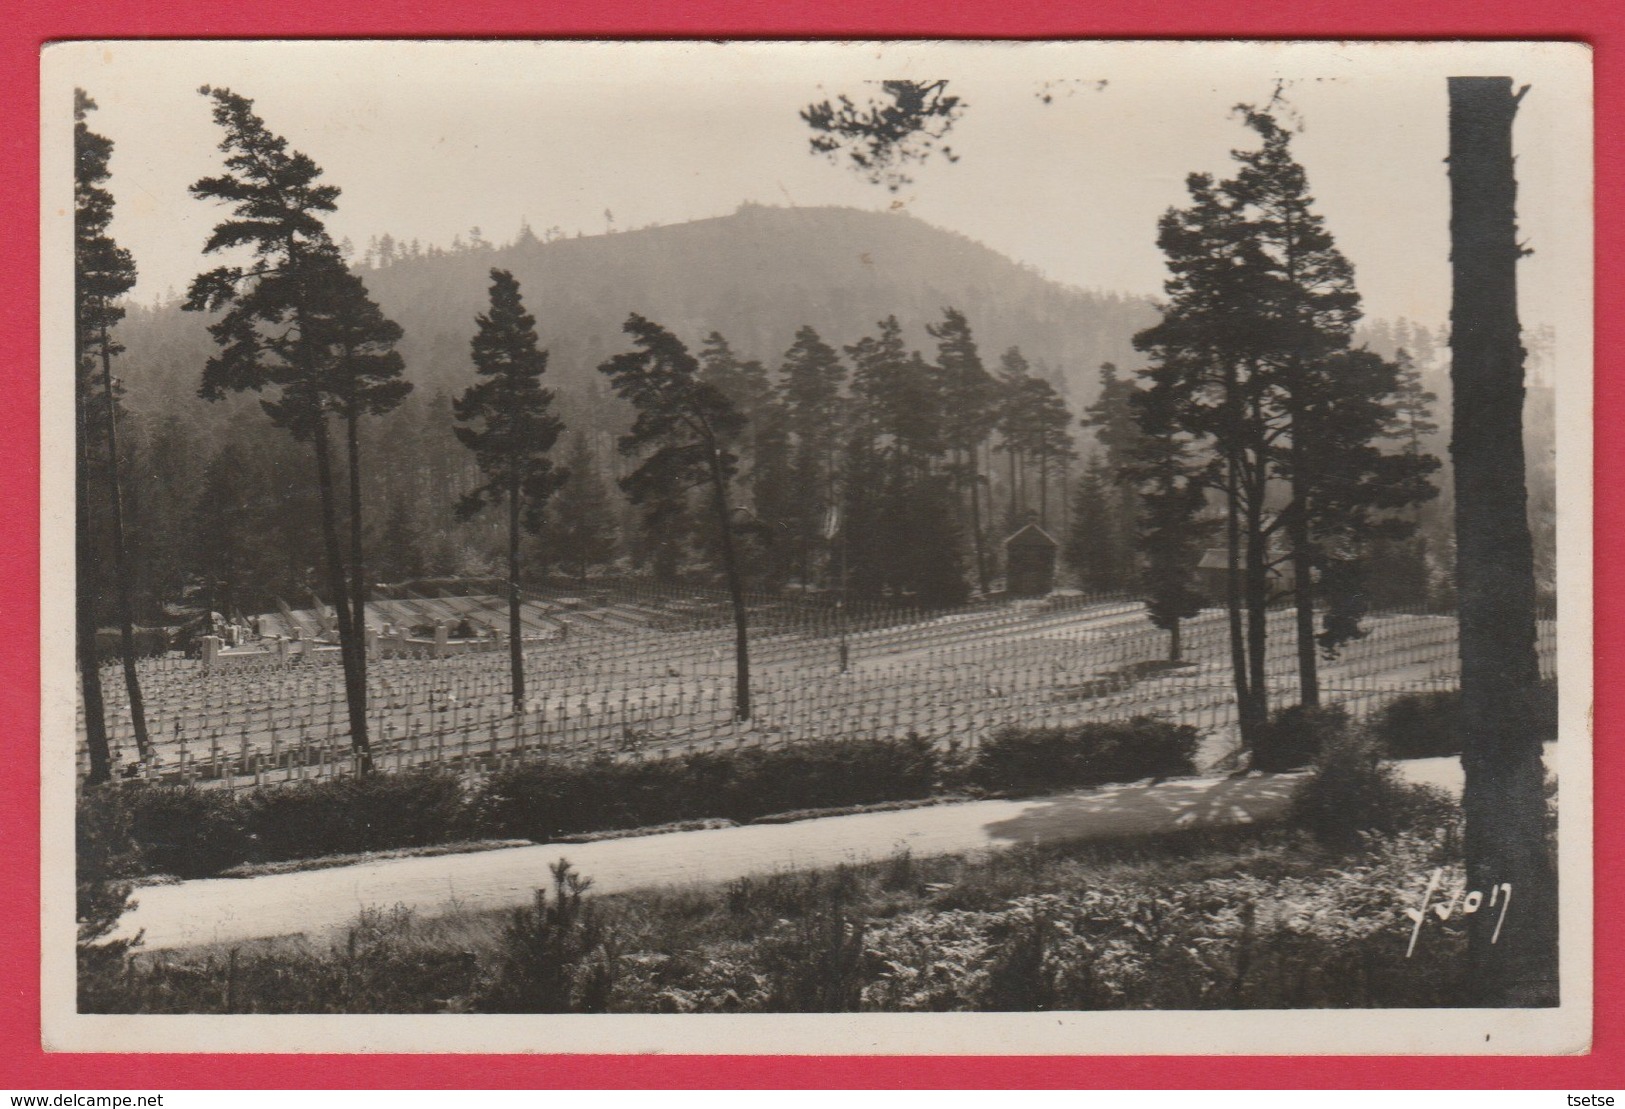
[1198,548,1229,571]
[1004,522,1060,549]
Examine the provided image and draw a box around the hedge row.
[1372,679,1558,760]
[84,719,1199,879]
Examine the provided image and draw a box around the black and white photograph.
[42,39,1592,1054]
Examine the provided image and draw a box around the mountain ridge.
[116,204,1158,419]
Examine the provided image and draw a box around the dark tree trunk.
[1447,74,1556,1006]
[76,406,111,784]
[1038,441,1050,529]
[707,449,751,720]
[968,445,991,595]
[1225,453,1253,744]
[1289,453,1320,708]
[312,420,372,772]
[1168,617,1182,664]
[1007,447,1019,521]
[1243,464,1271,733]
[98,326,150,760]
[508,478,526,713]
[345,411,371,739]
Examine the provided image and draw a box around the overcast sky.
[47,40,1589,339]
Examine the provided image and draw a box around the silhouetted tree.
[1447,74,1555,1006]
[537,433,619,582]
[930,308,998,595]
[454,269,567,713]
[779,326,848,586]
[185,85,375,768]
[801,80,966,191]
[75,89,148,774]
[600,315,752,719]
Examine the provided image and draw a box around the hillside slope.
[116,204,1156,415]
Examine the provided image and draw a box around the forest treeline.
[77,89,1558,658]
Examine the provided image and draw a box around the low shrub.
[109,782,249,879]
[1373,679,1557,760]
[476,860,620,1013]
[1287,731,1457,849]
[240,769,470,863]
[81,904,487,1014]
[1252,704,1351,773]
[479,735,942,840]
[967,717,1199,795]
[85,821,1478,1013]
[477,757,691,842]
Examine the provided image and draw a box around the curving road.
[109,755,1472,953]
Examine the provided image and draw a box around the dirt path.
[110,757,1469,953]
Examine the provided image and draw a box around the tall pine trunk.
[312,419,372,772]
[1225,453,1253,744]
[345,410,371,737]
[1447,74,1556,1006]
[507,475,526,713]
[1289,436,1320,708]
[968,445,991,595]
[1243,460,1271,734]
[76,401,111,784]
[1038,441,1050,529]
[708,449,751,720]
[98,324,150,759]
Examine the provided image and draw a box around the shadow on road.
[980,774,1302,845]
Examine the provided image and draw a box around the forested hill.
[114,203,1157,417]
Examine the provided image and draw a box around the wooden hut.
[1004,521,1059,597]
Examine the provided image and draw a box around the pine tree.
[844,318,965,605]
[1026,374,1076,529]
[1135,166,1274,745]
[699,333,791,586]
[1223,106,1363,708]
[185,85,378,769]
[929,308,998,594]
[319,259,411,712]
[1066,454,1127,593]
[994,347,1036,521]
[537,433,618,581]
[778,326,848,586]
[1447,76,1554,1004]
[599,315,752,719]
[75,89,148,775]
[1136,107,1438,741]
[454,269,568,713]
[1080,362,1148,592]
[1128,427,1212,663]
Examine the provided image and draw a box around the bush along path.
[86,720,1198,881]
[104,750,1481,953]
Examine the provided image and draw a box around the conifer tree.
[185,85,384,768]
[1223,106,1362,707]
[929,308,998,594]
[454,269,567,713]
[320,258,412,707]
[75,89,148,774]
[600,315,752,719]
[1135,166,1273,744]
[1137,107,1438,741]
[1122,390,1214,662]
[1066,455,1128,593]
[1448,76,1553,1003]
[538,433,619,582]
[843,318,966,605]
[995,347,1037,520]
[699,333,792,585]
[779,326,848,585]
